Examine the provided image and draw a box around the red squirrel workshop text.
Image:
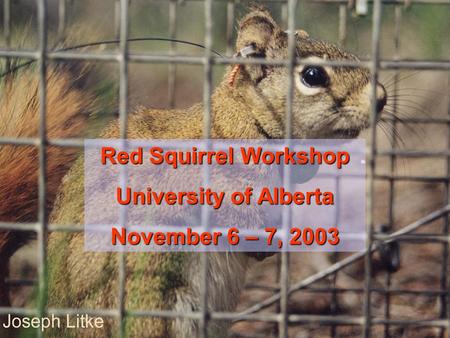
[101,146,351,169]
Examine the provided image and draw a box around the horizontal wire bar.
[377,150,450,157]
[312,0,450,3]
[0,222,38,231]
[0,222,82,232]
[0,137,84,147]
[48,138,85,147]
[1,49,449,70]
[3,143,450,183]
[6,278,448,298]
[105,0,450,3]
[49,308,119,317]
[0,307,39,316]
[2,220,449,243]
[0,137,40,146]
[375,174,449,182]
[380,116,450,124]
[374,233,450,242]
[3,138,450,160]
[245,284,450,296]
[0,50,38,58]
[288,316,449,327]
[0,306,447,327]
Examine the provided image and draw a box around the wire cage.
[0,0,449,337]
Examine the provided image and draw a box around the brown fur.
[0,64,98,306]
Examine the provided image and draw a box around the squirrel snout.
[376,83,387,114]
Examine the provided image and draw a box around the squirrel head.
[230,6,387,139]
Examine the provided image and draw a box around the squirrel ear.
[234,6,282,83]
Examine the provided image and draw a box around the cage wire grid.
[0,0,448,337]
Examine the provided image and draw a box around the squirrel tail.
[0,61,101,305]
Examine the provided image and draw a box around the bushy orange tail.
[0,64,99,305]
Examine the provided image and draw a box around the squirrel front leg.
[47,156,250,338]
[48,247,249,337]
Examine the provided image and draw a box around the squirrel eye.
[301,66,329,87]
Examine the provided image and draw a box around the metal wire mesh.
[0,0,449,337]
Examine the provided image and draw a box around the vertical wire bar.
[118,0,129,336]
[364,0,382,336]
[226,0,235,56]
[440,55,450,338]
[36,1,48,338]
[281,3,288,30]
[330,176,341,338]
[57,0,66,41]
[115,0,121,40]
[275,3,289,330]
[3,0,10,44]
[329,8,349,337]
[3,0,11,73]
[168,0,177,108]
[275,3,288,331]
[199,0,213,337]
[338,4,347,47]
[202,0,213,140]
[384,6,401,338]
[279,1,297,337]
[273,254,282,336]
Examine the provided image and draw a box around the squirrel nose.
[376,83,387,114]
